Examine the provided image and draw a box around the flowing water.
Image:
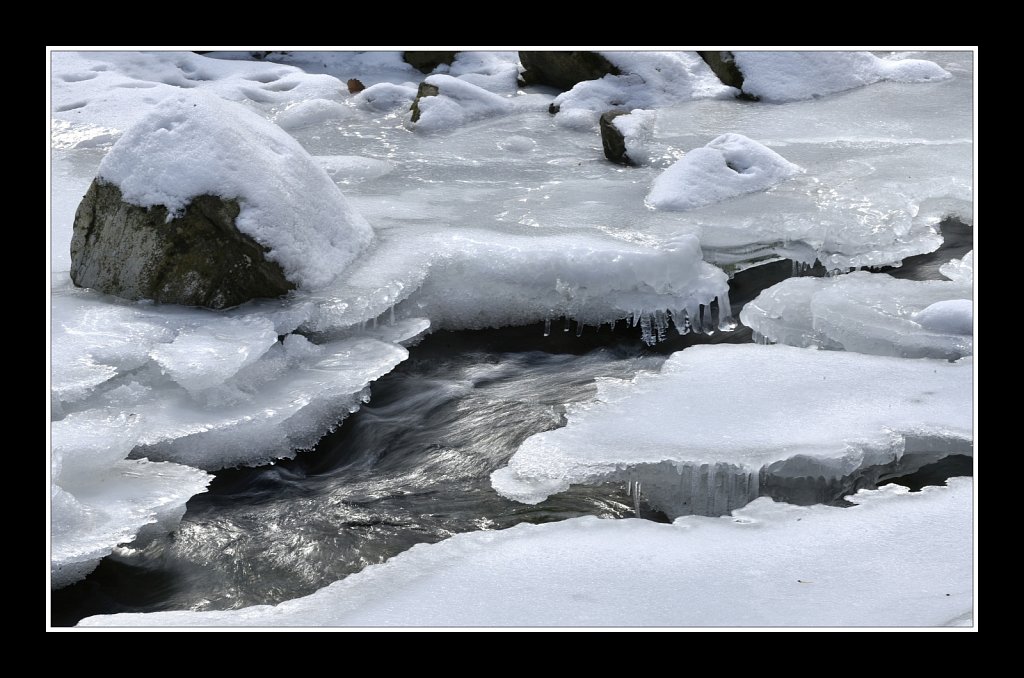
[51,227,970,626]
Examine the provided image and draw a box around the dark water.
[51,221,972,626]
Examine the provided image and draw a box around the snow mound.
[647,133,801,210]
[492,344,972,513]
[352,83,417,112]
[552,51,734,125]
[275,99,352,130]
[79,478,972,627]
[98,89,374,289]
[612,109,656,165]
[735,51,951,102]
[412,74,515,132]
[740,271,973,359]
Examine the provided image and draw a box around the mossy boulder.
[70,180,294,309]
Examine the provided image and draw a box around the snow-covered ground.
[50,50,973,626]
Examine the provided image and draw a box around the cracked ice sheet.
[79,478,972,627]
[492,344,972,508]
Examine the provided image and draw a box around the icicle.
[575,320,584,337]
[633,480,642,516]
[701,304,715,335]
[654,310,669,342]
[791,259,799,277]
[639,314,654,346]
[372,316,378,329]
[716,294,737,332]
[543,318,551,337]
[389,305,396,326]
[563,316,570,332]
[675,309,691,335]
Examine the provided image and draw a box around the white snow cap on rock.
[98,90,374,289]
[734,51,951,103]
[647,133,801,211]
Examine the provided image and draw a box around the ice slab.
[492,344,972,513]
[740,271,973,359]
[79,478,972,627]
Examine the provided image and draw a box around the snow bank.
[647,133,801,210]
[492,344,972,512]
[98,90,374,289]
[552,52,734,125]
[734,52,951,102]
[412,74,515,132]
[740,271,973,359]
[79,478,972,627]
[51,51,345,144]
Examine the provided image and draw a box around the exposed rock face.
[409,81,440,123]
[403,51,458,74]
[519,51,620,91]
[599,111,631,166]
[70,180,294,309]
[347,78,366,94]
[697,51,757,100]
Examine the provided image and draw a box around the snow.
[275,98,352,130]
[611,109,656,165]
[734,52,951,103]
[412,74,516,132]
[915,299,974,335]
[97,89,374,289]
[740,271,973,359]
[492,344,972,513]
[79,478,972,627]
[552,52,735,126]
[352,83,417,112]
[647,133,801,210]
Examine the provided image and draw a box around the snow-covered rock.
[647,133,801,211]
[492,344,972,514]
[733,51,951,103]
[79,478,973,627]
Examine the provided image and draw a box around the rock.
[403,51,458,74]
[70,180,294,309]
[696,51,757,100]
[519,51,620,91]
[409,81,440,123]
[347,78,366,94]
[599,111,631,166]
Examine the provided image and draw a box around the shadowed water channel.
[51,220,971,626]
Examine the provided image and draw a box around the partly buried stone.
[403,51,458,74]
[519,51,620,91]
[71,180,294,309]
[409,81,440,123]
[599,111,631,166]
[696,51,757,100]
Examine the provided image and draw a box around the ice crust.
[80,478,972,627]
[492,344,972,512]
[740,271,973,359]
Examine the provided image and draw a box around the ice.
[552,52,735,126]
[52,413,211,588]
[275,98,352,130]
[97,89,374,289]
[315,155,394,184]
[734,51,951,103]
[148,316,279,394]
[492,344,972,513]
[79,478,972,627]
[740,271,973,359]
[647,133,801,210]
[940,250,974,284]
